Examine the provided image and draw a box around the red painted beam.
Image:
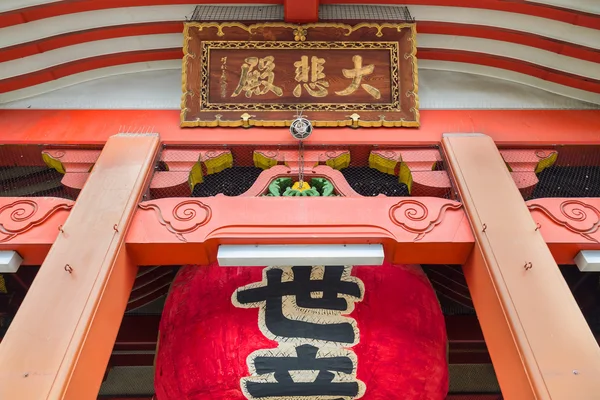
[127,196,473,266]
[284,0,319,23]
[1,110,600,147]
[528,198,600,264]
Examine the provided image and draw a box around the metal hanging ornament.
[290,116,313,188]
[289,117,313,141]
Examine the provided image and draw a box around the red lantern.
[155,262,448,399]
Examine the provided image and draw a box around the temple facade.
[0,2,599,400]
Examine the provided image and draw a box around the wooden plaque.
[181,23,419,128]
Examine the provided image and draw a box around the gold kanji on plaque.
[293,56,329,97]
[336,55,381,99]
[232,56,283,98]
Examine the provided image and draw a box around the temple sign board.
[181,23,419,128]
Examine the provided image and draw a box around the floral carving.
[138,200,212,242]
[528,200,600,243]
[0,199,73,243]
[389,200,463,241]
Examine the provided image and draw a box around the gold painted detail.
[398,162,414,194]
[326,153,351,170]
[204,152,233,175]
[336,55,381,99]
[232,56,283,98]
[368,153,413,193]
[535,151,558,174]
[293,55,329,98]
[292,181,311,191]
[293,27,307,41]
[220,56,228,98]
[201,40,400,112]
[42,153,66,174]
[253,152,279,170]
[188,162,204,191]
[369,153,398,175]
[185,21,415,39]
[187,152,234,192]
[348,113,361,129]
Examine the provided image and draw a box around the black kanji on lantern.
[235,266,363,344]
[244,344,360,398]
[233,265,366,399]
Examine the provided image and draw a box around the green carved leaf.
[268,177,293,196]
[310,178,335,197]
[264,177,336,197]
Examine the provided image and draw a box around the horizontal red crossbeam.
[2,196,600,267]
[528,197,600,264]
[1,110,600,147]
[126,196,473,265]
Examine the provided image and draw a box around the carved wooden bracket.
[42,149,101,198]
[499,149,557,198]
[149,149,233,198]
[253,149,350,171]
[42,148,234,199]
[369,149,451,197]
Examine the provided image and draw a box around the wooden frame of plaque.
[181,22,419,128]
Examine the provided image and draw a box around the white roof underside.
[1,67,596,110]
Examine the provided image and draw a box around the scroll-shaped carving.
[0,199,74,243]
[528,199,600,243]
[138,200,212,242]
[389,199,463,241]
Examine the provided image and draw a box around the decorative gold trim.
[181,22,419,128]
